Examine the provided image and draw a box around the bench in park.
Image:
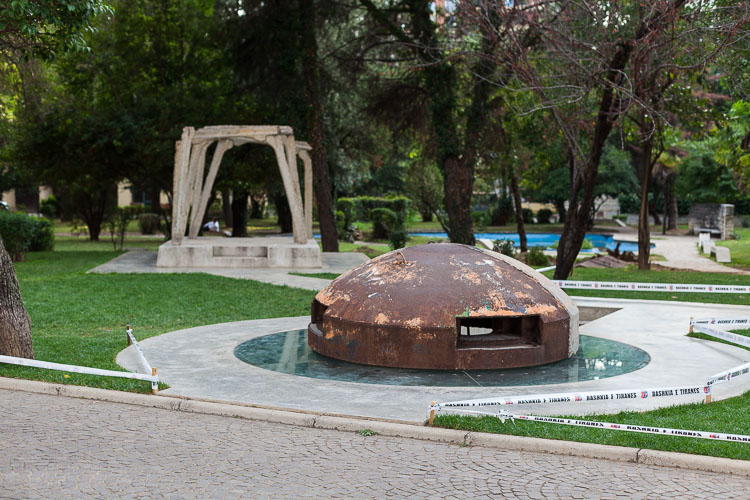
[698,233,731,263]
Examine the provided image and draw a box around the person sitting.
[202,217,220,232]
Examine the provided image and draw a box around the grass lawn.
[8,248,316,393]
[717,227,750,270]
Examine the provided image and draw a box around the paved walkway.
[2,389,748,499]
[614,233,750,274]
[89,249,368,290]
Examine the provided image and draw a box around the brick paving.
[2,390,749,498]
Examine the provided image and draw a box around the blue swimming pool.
[409,232,646,253]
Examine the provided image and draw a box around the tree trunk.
[637,139,652,270]
[510,165,527,252]
[667,178,678,230]
[221,188,233,228]
[273,191,293,234]
[300,0,338,252]
[443,156,475,245]
[0,235,34,358]
[662,182,668,235]
[231,188,248,237]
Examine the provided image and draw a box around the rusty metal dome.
[308,243,579,370]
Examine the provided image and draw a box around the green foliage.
[0,0,111,56]
[39,195,59,219]
[137,213,160,235]
[619,193,640,213]
[714,101,750,195]
[525,247,550,267]
[106,206,141,251]
[493,239,515,257]
[521,208,534,224]
[471,211,489,232]
[369,207,398,239]
[335,210,356,243]
[0,211,54,260]
[405,159,443,222]
[491,196,514,226]
[29,216,54,252]
[536,208,553,224]
[344,196,410,222]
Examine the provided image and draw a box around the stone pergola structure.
[171,125,313,245]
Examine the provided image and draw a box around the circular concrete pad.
[117,297,750,423]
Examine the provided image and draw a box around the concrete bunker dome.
[308,243,579,370]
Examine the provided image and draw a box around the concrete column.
[720,204,735,240]
[188,140,233,238]
[268,136,307,244]
[298,149,313,240]
[171,127,196,245]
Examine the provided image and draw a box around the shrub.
[536,208,553,224]
[472,211,489,232]
[342,196,409,222]
[369,207,398,239]
[29,216,54,252]
[107,206,141,250]
[493,239,515,257]
[0,212,54,261]
[619,193,640,213]
[740,215,750,228]
[138,213,161,235]
[491,196,514,225]
[336,210,356,243]
[526,246,550,267]
[522,208,534,223]
[389,227,407,250]
[40,195,59,219]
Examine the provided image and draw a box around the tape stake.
[151,367,158,395]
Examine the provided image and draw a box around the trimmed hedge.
[0,212,55,261]
[338,196,409,222]
[337,196,410,248]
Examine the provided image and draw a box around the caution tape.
[0,355,158,383]
[429,308,750,443]
[432,384,710,410]
[554,280,750,294]
[691,317,750,327]
[460,410,750,444]
[708,361,750,386]
[691,323,750,349]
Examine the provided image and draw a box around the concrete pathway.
[89,249,368,290]
[2,389,748,499]
[614,233,750,274]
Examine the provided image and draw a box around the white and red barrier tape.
[431,314,750,442]
[553,280,750,294]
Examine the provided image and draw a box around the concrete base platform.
[118,297,750,423]
[156,236,322,269]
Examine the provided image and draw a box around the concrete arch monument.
[157,125,321,269]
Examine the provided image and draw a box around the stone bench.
[695,227,722,236]
[711,244,731,263]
